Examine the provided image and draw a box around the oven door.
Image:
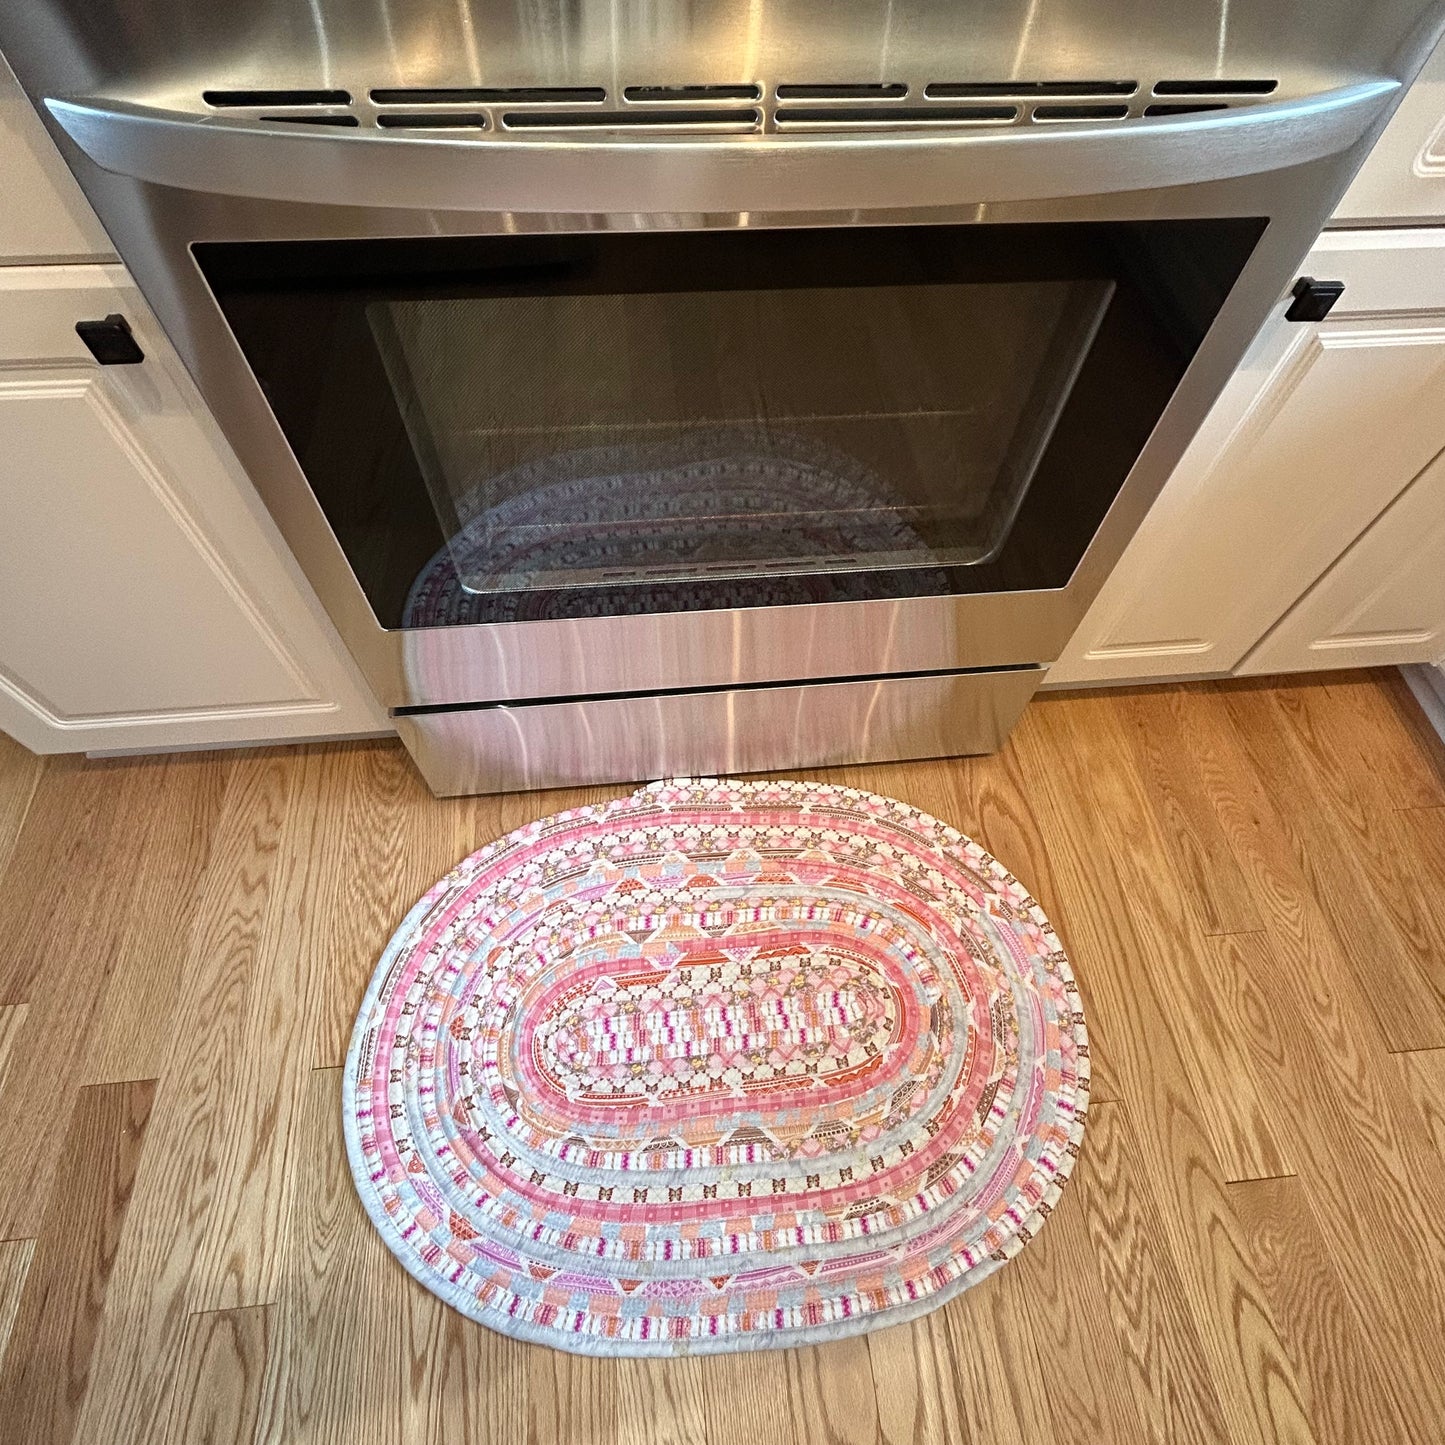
[192,216,1261,674]
[23,71,1407,711]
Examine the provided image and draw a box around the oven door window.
[197,220,1262,629]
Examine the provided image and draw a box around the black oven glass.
[196,220,1263,629]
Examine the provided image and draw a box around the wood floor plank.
[614,1357,707,1445]
[68,752,295,1445]
[1067,1102,1231,1445]
[1278,671,1445,813]
[525,1349,619,1445]
[86,751,232,1084]
[304,740,475,1071]
[1269,684,1445,1015]
[188,745,371,1311]
[957,740,1125,1104]
[1381,805,1445,1006]
[0,757,178,1239]
[0,1238,34,1369]
[1219,681,1445,1050]
[0,1078,156,1445]
[161,1306,270,1445]
[0,732,42,885]
[416,1301,531,1445]
[1012,696,1315,1445]
[0,754,147,1006]
[1005,1183,1155,1445]
[1231,1176,1411,1445]
[255,1066,406,1445]
[1022,695,1291,1182]
[1399,1047,1445,1157]
[1205,931,1445,1441]
[701,1349,799,1445]
[933,1267,1058,1445]
[866,1316,965,1445]
[1112,686,1263,936]
[0,1002,26,1102]
[784,1336,881,1445]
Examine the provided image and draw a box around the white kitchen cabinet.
[0,263,389,753]
[1336,30,1445,225]
[1239,442,1445,674]
[1049,228,1445,687]
[0,50,110,263]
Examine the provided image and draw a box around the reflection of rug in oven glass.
[403,432,940,625]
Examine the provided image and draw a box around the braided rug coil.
[344,778,1089,1355]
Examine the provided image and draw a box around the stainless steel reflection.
[45,85,1396,214]
[394,669,1043,796]
[2,0,1441,778]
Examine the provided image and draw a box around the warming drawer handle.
[45,81,1398,217]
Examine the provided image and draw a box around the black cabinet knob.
[75,314,145,365]
[1285,278,1345,323]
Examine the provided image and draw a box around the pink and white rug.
[343,778,1089,1355]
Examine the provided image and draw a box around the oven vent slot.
[205,88,351,107]
[370,86,605,105]
[503,108,760,130]
[1144,101,1230,117]
[775,104,1017,126]
[260,113,359,126]
[925,80,1137,98]
[376,112,488,129]
[625,84,761,102]
[1153,78,1278,96]
[1033,103,1132,121]
[775,83,908,99]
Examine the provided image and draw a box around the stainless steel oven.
[3,1,1441,793]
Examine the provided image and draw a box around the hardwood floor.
[0,668,1443,1445]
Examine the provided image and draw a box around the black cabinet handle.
[75,314,145,365]
[1285,278,1345,323]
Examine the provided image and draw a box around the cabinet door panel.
[1240,445,1445,673]
[0,370,322,722]
[1050,313,1445,685]
[0,262,386,753]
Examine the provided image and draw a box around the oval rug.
[343,777,1089,1355]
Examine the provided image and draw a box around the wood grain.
[0,1078,155,1445]
[86,750,231,1084]
[0,1238,35,1369]
[784,1337,882,1445]
[0,1002,26,1102]
[1231,1175,1410,1445]
[1113,686,1263,936]
[69,752,293,1445]
[161,1306,270,1445]
[1399,1046,1445,1157]
[1067,1102,1231,1445]
[1012,696,1313,1444]
[0,758,181,1238]
[934,1266,1059,1445]
[255,1066,406,1445]
[614,1356,707,1445]
[1204,929,1445,1439]
[0,732,42,885]
[1219,681,1445,1050]
[701,1348,799,1445]
[3,672,1445,1444]
[1006,1173,1154,1445]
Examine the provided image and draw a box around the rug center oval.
[529,941,900,1104]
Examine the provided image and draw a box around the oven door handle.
[47,82,1396,215]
